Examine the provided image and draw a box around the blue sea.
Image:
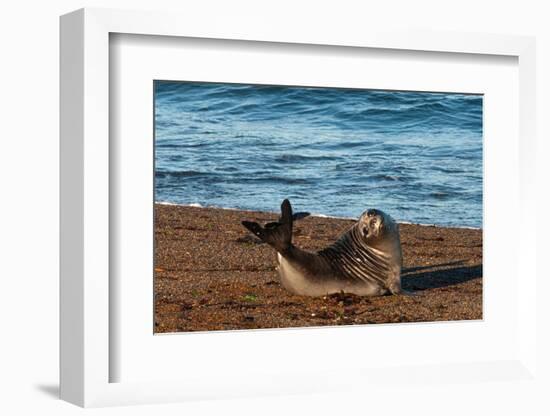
[154,81,483,228]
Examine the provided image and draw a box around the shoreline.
[155,201,483,230]
[155,204,483,333]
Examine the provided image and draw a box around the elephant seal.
[242,199,405,297]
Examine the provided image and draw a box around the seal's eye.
[367,209,377,217]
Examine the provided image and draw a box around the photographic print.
[154,81,482,333]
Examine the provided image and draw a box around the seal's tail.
[242,199,298,253]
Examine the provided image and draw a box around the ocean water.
[155,81,483,228]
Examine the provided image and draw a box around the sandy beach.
[154,204,482,333]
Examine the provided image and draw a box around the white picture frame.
[60,7,538,408]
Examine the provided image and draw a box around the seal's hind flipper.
[264,222,280,229]
[265,211,308,230]
[241,199,295,253]
[292,212,310,221]
[241,221,265,239]
[264,212,310,229]
[279,199,293,225]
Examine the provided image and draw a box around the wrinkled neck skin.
[364,223,403,294]
[365,221,403,267]
[340,221,403,290]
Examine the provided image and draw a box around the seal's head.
[358,208,400,250]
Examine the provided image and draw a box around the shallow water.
[154,81,482,228]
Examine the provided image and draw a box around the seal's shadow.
[401,261,482,291]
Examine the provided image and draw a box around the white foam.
[397,220,482,230]
[156,201,240,211]
[311,213,356,221]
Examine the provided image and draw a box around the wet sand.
[154,204,482,333]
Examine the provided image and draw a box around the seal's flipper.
[241,199,294,253]
[292,212,310,221]
[241,219,292,253]
[279,199,293,225]
[241,221,265,239]
[277,199,294,250]
[266,211,308,230]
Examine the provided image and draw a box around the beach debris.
[242,294,258,302]
[180,302,193,311]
